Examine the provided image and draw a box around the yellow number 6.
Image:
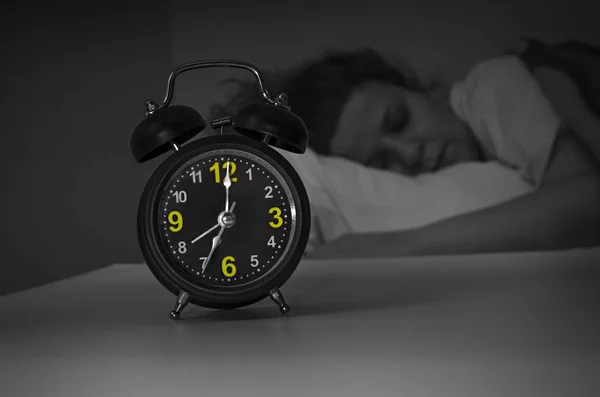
[168,211,183,232]
[269,207,283,228]
[222,256,236,277]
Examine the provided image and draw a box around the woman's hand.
[532,66,588,127]
[309,230,424,259]
[533,65,600,167]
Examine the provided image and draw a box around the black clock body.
[137,134,311,311]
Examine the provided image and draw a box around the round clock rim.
[137,134,311,310]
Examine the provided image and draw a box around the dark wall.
[171,0,598,127]
[1,3,173,295]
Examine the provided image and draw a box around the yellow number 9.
[222,256,236,277]
[269,207,283,228]
[168,211,183,232]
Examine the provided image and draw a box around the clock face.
[156,148,297,288]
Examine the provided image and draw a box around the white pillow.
[450,55,561,188]
[277,148,533,253]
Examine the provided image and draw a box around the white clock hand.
[201,201,236,274]
[223,161,231,212]
[191,223,220,244]
[202,226,226,273]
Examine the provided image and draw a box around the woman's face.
[331,81,482,175]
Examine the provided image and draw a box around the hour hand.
[191,223,220,244]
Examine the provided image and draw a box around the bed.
[2,248,600,397]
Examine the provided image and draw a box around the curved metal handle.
[157,59,278,109]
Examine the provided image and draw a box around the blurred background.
[1,0,597,295]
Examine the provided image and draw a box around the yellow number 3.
[269,207,283,228]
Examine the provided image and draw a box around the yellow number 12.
[210,161,237,183]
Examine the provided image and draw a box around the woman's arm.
[415,172,600,256]
[310,134,600,259]
[532,66,600,168]
[310,175,600,259]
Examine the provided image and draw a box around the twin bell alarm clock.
[130,60,311,320]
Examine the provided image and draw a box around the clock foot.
[268,287,290,315]
[169,290,190,320]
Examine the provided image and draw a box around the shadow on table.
[181,262,570,322]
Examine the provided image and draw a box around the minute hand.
[223,161,231,212]
[202,226,226,274]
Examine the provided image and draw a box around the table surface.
[2,249,600,397]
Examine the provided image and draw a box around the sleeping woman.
[210,41,600,259]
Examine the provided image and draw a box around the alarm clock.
[130,60,311,320]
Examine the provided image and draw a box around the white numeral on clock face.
[250,254,259,267]
[173,191,187,203]
[191,170,202,183]
[246,168,253,180]
[265,186,273,198]
[267,236,276,247]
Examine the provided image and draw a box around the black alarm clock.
[130,60,311,320]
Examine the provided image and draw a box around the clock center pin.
[218,211,236,228]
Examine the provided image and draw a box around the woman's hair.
[210,48,432,154]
